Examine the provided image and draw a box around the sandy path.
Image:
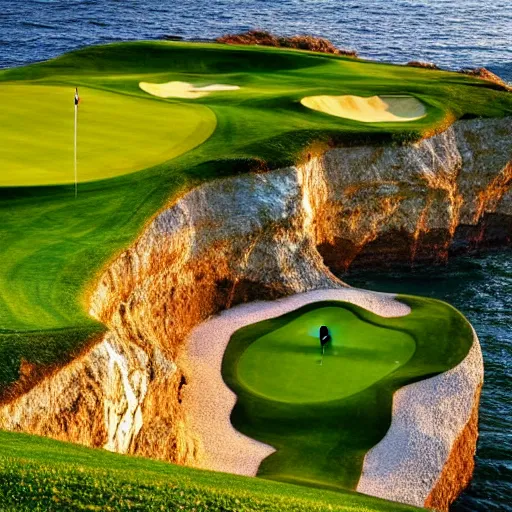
[180,288,411,476]
[301,94,426,122]
[356,327,482,506]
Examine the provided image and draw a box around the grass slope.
[222,296,473,491]
[0,41,509,388]
[0,430,424,512]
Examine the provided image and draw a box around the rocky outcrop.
[0,332,190,462]
[315,117,512,269]
[407,61,440,70]
[217,30,358,57]
[0,117,509,505]
[458,67,511,91]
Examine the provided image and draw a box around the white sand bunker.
[139,81,240,99]
[301,94,426,122]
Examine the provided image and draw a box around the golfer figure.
[319,325,330,365]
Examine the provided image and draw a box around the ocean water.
[0,1,510,511]
[0,0,511,82]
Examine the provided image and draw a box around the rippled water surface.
[347,250,512,512]
[1,1,511,510]
[0,0,511,81]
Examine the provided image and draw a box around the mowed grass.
[0,84,215,186]
[0,41,509,390]
[0,430,423,512]
[222,296,473,491]
[237,305,415,403]
[0,41,496,509]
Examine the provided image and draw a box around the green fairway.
[238,306,415,403]
[0,84,215,186]
[223,296,473,491]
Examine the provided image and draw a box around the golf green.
[0,84,215,186]
[238,306,415,403]
[222,297,473,491]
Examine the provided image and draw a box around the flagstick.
[320,345,324,366]
[74,100,78,198]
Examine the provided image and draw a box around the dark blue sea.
[0,1,510,511]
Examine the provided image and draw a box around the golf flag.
[74,87,79,197]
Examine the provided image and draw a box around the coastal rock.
[458,67,511,91]
[0,116,509,507]
[407,61,440,70]
[217,30,358,57]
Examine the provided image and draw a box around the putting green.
[238,307,415,403]
[0,84,216,186]
[223,297,474,491]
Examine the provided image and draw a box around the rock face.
[458,67,512,91]
[0,117,509,506]
[217,30,358,57]
[315,117,512,269]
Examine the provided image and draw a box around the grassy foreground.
[0,41,510,389]
[223,296,473,491]
[0,430,424,512]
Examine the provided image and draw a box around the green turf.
[238,306,415,403]
[0,430,423,512]
[0,41,492,509]
[222,296,473,492]
[0,84,215,186]
[1,41,509,388]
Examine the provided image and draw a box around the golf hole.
[236,305,415,403]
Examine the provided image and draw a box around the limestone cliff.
[0,117,509,507]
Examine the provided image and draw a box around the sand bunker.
[301,94,426,122]
[139,81,240,99]
[181,288,481,509]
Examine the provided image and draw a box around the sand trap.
[301,94,426,122]
[180,288,411,477]
[357,328,482,507]
[139,81,240,99]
